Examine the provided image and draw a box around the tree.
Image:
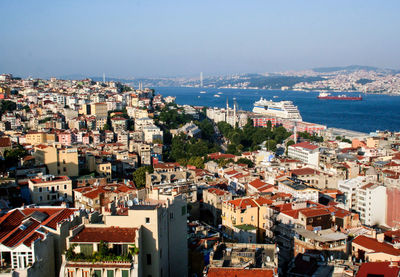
[286,140,295,155]
[236,158,254,168]
[187,156,204,169]
[103,123,111,130]
[132,166,153,188]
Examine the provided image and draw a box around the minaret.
[200,72,203,88]
[103,73,105,83]
[233,98,237,127]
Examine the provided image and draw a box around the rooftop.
[70,226,137,243]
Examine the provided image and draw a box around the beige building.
[203,188,232,226]
[91,102,108,118]
[96,162,112,181]
[25,132,56,145]
[28,175,73,204]
[103,194,188,277]
[222,197,274,243]
[34,144,79,177]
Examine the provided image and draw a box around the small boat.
[200,91,206,94]
[214,94,220,98]
[217,92,223,95]
[273,96,278,98]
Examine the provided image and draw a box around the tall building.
[102,194,188,277]
[34,144,79,177]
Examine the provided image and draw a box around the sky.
[1,0,400,78]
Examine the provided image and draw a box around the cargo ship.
[317,92,362,100]
[253,97,302,121]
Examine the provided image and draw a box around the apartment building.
[356,183,387,226]
[203,188,232,226]
[288,142,320,167]
[25,131,56,145]
[34,144,79,177]
[61,225,140,277]
[102,195,188,277]
[28,175,73,204]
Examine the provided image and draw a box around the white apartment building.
[288,142,320,167]
[338,175,377,211]
[356,183,387,226]
[143,125,163,143]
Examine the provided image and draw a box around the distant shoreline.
[171,86,400,96]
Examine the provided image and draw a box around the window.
[93,270,101,277]
[63,167,66,172]
[107,270,114,277]
[170,212,174,219]
[122,270,129,277]
[80,244,93,256]
[39,196,43,201]
[145,217,150,224]
[251,216,254,221]
[146,254,152,265]
[38,187,42,192]
[64,185,67,189]
[241,217,243,223]
[181,206,186,216]
[67,270,74,277]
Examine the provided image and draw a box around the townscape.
[0,73,399,277]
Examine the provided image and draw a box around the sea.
[154,87,400,134]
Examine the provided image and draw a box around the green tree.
[286,140,295,155]
[132,166,153,188]
[236,158,254,168]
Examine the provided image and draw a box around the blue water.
[155,87,400,133]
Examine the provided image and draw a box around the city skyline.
[1,0,400,78]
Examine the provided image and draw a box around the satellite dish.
[266,256,271,262]
[127,200,133,207]
[133,198,139,205]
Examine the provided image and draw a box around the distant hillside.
[312,65,396,73]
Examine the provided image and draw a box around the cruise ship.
[252,97,302,120]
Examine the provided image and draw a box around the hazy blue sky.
[1,0,399,78]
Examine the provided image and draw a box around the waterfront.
[156,87,400,133]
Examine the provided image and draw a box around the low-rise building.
[28,175,73,205]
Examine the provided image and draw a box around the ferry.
[200,91,206,94]
[317,92,362,100]
[252,97,302,120]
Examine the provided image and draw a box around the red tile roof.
[291,142,319,150]
[227,198,258,209]
[356,262,400,277]
[0,207,78,247]
[290,168,320,176]
[352,235,400,256]
[207,188,230,196]
[207,267,275,277]
[70,226,137,243]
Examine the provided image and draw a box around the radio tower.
[200,72,203,88]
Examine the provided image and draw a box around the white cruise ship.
[252,97,302,120]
